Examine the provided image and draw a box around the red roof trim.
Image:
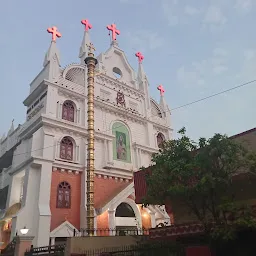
[229,127,256,139]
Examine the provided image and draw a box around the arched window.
[115,203,135,217]
[112,122,131,163]
[62,101,75,122]
[57,181,71,208]
[157,133,165,148]
[60,137,73,161]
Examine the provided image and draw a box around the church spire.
[157,85,169,111]
[135,52,146,82]
[79,19,92,64]
[43,26,61,67]
[8,119,14,135]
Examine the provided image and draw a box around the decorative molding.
[94,99,146,124]
[45,80,85,101]
[41,115,114,141]
[132,142,159,154]
[50,220,78,237]
[24,81,48,106]
[153,124,171,134]
[116,92,126,107]
[52,167,82,175]
[96,74,144,98]
[52,162,84,172]
[27,104,44,121]
[100,183,134,213]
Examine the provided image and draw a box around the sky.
[0,0,255,141]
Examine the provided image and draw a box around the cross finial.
[86,42,96,53]
[81,19,92,31]
[107,23,120,41]
[157,85,165,96]
[135,52,144,63]
[47,26,62,42]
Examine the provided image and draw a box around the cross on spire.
[47,26,61,42]
[86,42,96,53]
[81,19,92,31]
[157,85,165,96]
[135,52,144,63]
[107,23,120,41]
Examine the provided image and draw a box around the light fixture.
[20,226,29,235]
[142,212,149,218]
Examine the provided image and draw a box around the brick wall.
[50,170,81,231]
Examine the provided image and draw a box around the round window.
[113,67,122,79]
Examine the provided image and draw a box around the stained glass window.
[62,101,75,122]
[57,181,71,208]
[60,137,73,161]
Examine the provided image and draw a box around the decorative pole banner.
[81,19,92,31]
[106,23,120,41]
[157,85,165,96]
[47,26,61,42]
[135,52,144,63]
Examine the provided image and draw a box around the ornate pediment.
[100,47,137,87]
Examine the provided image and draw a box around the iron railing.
[73,228,149,237]
[24,244,65,256]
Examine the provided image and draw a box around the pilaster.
[149,212,156,228]
[108,210,116,229]
[36,161,52,246]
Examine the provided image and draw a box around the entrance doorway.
[115,203,138,234]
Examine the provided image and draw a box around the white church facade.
[0,20,172,247]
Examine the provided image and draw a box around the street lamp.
[20,226,29,235]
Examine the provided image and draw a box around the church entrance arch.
[114,200,141,235]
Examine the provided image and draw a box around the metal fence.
[73,228,149,237]
[72,243,185,256]
[24,244,65,256]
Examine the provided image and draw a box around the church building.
[0,20,172,247]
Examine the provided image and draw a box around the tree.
[143,128,256,238]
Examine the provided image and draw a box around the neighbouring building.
[134,127,256,236]
[0,21,172,248]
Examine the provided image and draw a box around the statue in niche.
[116,131,127,161]
[116,92,126,107]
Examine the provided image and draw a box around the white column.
[36,162,52,246]
[59,103,63,119]
[10,165,41,242]
[138,149,142,168]
[55,140,59,159]
[77,109,81,124]
[76,145,79,162]
[56,102,59,119]
[50,237,55,246]
[135,147,139,169]
[103,139,107,165]
[108,210,116,236]
[107,140,112,162]
[150,212,156,228]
